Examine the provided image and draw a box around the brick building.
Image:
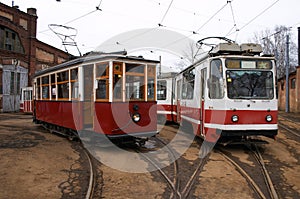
[278,66,300,113]
[0,3,71,112]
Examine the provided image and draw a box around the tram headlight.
[266,115,272,122]
[231,115,239,122]
[132,113,141,122]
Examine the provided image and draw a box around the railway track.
[82,148,97,199]
[136,126,210,199]
[278,115,300,138]
[136,137,181,199]
[250,144,278,199]
[216,144,278,199]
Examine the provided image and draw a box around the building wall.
[2,65,27,112]
[278,66,300,113]
[296,66,300,112]
[0,3,71,112]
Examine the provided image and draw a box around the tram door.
[83,64,94,128]
[200,68,207,136]
[176,79,182,123]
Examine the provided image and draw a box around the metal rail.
[251,144,279,199]
[180,156,208,199]
[278,123,300,138]
[83,149,96,199]
[216,148,267,199]
[139,135,210,199]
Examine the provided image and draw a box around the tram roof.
[34,52,160,77]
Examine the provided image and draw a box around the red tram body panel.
[93,101,157,136]
[33,53,159,144]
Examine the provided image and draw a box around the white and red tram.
[33,52,159,144]
[20,87,33,113]
[157,72,177,123]
[158,42,278,142]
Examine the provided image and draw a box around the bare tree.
[253,25,297,78]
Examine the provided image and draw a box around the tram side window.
[113,62,123,101]
[147,65,156,101]
[201,68,207,99]
[96,62,109,100]
[50,74,56,100]
[36,78,41,100]
[71,68,79,99]
[57,71,69,100]
[182,68,195,100]
[41,76,49,99]
[125,64,145,101]
[177,79,181,100]
[208,59,224,99]
[157,80,167,100]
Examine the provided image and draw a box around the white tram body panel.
[174,43,278,142]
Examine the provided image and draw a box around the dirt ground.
[0,113,88,199]
[1,112,299,199]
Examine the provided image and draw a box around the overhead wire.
[195,1,229,33]
[115,27,160,46]
[37,0,104,53]
[116,0,175,47]
[225,0,239,40]
[159,0,230,50]
[159,0,175,25]
[39,0,103,34]
[227,0,280,36]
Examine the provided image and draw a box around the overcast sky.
[2,0,300,62]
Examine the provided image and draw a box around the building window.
[0,69,3,94]
[16,73,20,95]
[0,26,25,54]
[10,72,15,94]
[291,78,296,89]
[9,72,20,94]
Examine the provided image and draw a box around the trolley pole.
[285,34,290,113]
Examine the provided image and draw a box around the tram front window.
[125,63,145,101]
[226,70,274,99]
[126,76,144,100]
[208,59,224,99]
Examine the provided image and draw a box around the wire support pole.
[285,34,290,113]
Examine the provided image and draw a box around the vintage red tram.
[157,42,278,143]
[33,52,159,145]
